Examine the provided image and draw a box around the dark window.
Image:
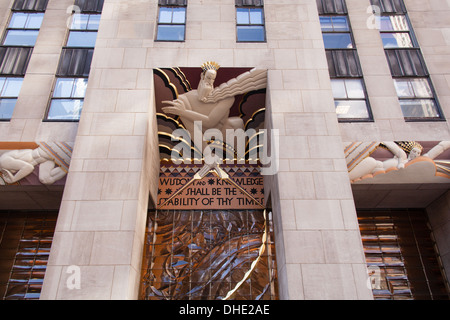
[385,49,428,77]
[316,0,347,14]
[326,50,362,78]
[0,77,23,120]
[370,0,406,14]
[0,47,33,76]
[11,0,49,12]
[74,0,105,13]
[56,48,94,77]
[236,7,265,42]
[156,6,186,41]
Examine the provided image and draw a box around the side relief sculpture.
[346,141,450,182]
[0,142,73,185]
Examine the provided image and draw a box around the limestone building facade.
[0,0,449,300]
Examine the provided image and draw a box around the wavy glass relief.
[140,209,278,300]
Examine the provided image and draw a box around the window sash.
[399,99,441,119]
[156,6,186,41]
[0,98,17,119]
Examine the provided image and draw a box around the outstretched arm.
[382,141,408,168]
[424,141,450,159]
[162,95,234,129]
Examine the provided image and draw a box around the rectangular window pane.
[159,7,173,23]
[335,100,370,119]
[72,78,88,98]
[332,16,349,31]
[379,16,409,31]
[71,14,89,30]
[0,98,17,119]
[237,25,265,42]
[157,25,185,41]
[47,99,83,120]
[410,79,433,98]
[3,30,39,46]
[320,16,333,31]
[25,13,44,29]
[9,13,28,28]
[345,79,365,99]
[394,79,414,98]
[400,99,440,119]
[67,31,98,47]
[381,33,413,48]
[236,8,250,24]
[87,14,101,30]
[2,78,23,97]
[331,79,347,99]
[53,78,75,98]
[172,7,186,24]
[322,33,353,49]
[249,8,263,25]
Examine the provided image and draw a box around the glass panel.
[0,78,5,94]
[172,7,186,24]
[71,14,89,30]
[0,98,17,119]
[72,78,88,98]
[400,99,440,118]
[345,79,365,99]
[237,25,265,42]
[331,79,347,99]
[67,31,98,47]
[140,209,278,300]
[87,14,101,30]
[381,32,413,48]
[319,16,333,32]
[236,8,250,24]
[9,13,28,28]
[249,8,263,25]
[332,16,350,31]
[2,78,23,97]
[47,99,83,120]
[394,79,414,98]
[157,25,185,41]
[379,15,409,31]
[410,79,433,98]
[25,13,44,29]
[53,78,74,98]
[159,7,173,23]
[335,100,370,119]
[322,33,353,49]
[3,30,39,46]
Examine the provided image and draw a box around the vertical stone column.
[263,0,373,300]
[40,0,160,299]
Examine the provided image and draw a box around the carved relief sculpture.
[345,141,450,183]
[0,142,73,185]
[161,62,267,154]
